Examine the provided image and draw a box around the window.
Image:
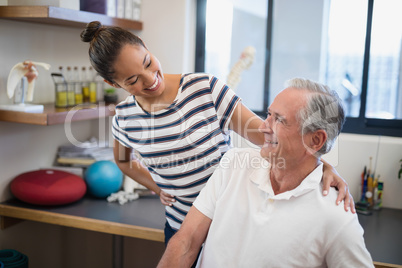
[195,0,271,112]
[323,0,368,118]
[366,0,402,120]
[196,0,402,137]
[323,0,402,136]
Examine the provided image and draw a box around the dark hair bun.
[80,21,103,43]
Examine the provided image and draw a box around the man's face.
[258,88,312,166]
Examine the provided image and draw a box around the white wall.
[324,134,402,209]
[140,0,195,74]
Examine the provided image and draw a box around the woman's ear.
[104,79,120,89]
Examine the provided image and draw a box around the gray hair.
[285,77,345,155]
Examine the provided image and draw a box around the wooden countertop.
[0,195,165,242]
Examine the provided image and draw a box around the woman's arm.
[229,102,264,146]
[322,159,355,213]
[113,139,175,206]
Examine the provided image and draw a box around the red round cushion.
[10,169,87,206]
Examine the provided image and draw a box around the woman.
[80,21,354,244]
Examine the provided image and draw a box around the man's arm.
[325,218,374,268]
[157,206,212,268]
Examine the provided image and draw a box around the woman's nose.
[144,71,156,86]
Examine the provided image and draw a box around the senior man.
[157,78,373,268]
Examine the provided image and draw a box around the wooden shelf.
[0,103,115,125]
[0,6,142,30]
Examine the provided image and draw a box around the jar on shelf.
[66,66,76,106]
[51,72,70,108]
[55,82,68,108]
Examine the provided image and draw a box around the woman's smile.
[145,73,161,92]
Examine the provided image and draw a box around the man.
[157,78,373,268]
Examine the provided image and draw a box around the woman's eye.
[146,60,152,68]
[129,78,138,86]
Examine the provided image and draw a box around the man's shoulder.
[224,147,261,158]
[221,147,261,164]
[218,148,267,176]
[316,185,358,223]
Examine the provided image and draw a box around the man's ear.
[104,79,120,89]
[306,129,327,155]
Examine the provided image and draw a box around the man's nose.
[259,116,271,133]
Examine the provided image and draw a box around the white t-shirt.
[194,148,374,268]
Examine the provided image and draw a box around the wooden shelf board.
[0,6,143,30]
[0,103,115,125]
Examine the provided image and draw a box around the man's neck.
[270,157,321,195]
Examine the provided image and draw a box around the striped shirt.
[112,73,240,230]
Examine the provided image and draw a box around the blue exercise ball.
[85,161,123,198]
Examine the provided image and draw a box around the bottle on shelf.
[88,66,97,104]
[66,66,76,106]
[81,66,90,103]
[53,67,68,108]
[73,66,83,105]
[95,72,105,103]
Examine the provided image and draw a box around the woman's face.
[111,44,165,99]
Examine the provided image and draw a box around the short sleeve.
[112,114,132,149]
[193,149,237,219]
[325,216,374,267]
[209,76,241,132]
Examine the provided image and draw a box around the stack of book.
[56,138,114,167]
